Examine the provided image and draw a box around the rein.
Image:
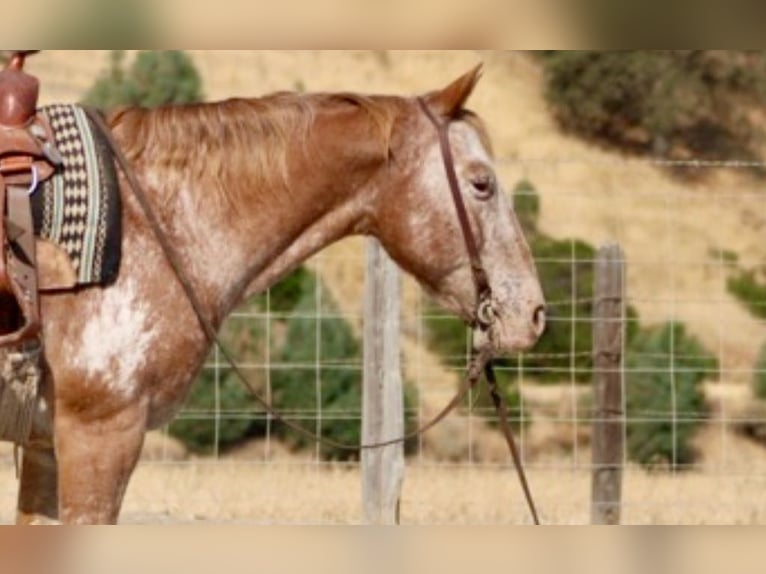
[84,103,540,525]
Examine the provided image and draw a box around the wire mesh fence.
[100,152,766,525]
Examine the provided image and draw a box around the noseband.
[417,97,496,332]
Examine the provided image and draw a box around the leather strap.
[0,177,7,293]
[417,98,493,326]
[485,361,540,525]
[0,183,41,347]
[6,184,40,340]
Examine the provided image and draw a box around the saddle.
[0,51,61,347]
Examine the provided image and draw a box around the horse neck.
[139,105,384,324]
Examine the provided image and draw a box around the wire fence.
[108,150,766,525]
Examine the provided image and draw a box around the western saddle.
[0,51,61,347]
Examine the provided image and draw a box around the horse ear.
[424,64,483,118]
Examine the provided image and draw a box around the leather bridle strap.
[485,361,541,525]
[417,97,492,329]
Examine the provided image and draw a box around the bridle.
[416,97,539,524]
[84,99,540,525]
[417,97,496,331]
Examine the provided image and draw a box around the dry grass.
[117,460,766,525]
[1,381,764,524]
[2,458,765,525]
[1,409,766,525]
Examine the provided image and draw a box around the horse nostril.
[532,305,546,336]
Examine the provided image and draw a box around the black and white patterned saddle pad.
[30,104,121,286]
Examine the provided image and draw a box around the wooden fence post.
[362,238,405,524]
[591,243,625,525]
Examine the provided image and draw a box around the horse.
[13,65,546,524]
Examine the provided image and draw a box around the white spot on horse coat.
[76,279,156,398]
[172,186,248,297]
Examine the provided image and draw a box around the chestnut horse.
[14,66,545,524]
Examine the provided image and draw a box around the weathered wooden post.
[591,243,625,525]
[362,238,405,524]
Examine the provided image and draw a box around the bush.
[727,267,766,319]
[268,266,315,313]
[513,179,540,234]
[272,277,418,460]
[168,374,261,455]
[171,265,418,459]
[523,234,597,382]
[538,51,766,169]
[422,299,471,368]
[270,284,363,458]
[625,323,718,469]
[753,341,766,400]
[168,297,267,454]
[43,1,155,47]
[83,50,203,109]
[170,267,331,454]
[516,181,637,382]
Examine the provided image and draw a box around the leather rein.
[84,101,540,525]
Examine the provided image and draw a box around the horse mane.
[109,92,401,208]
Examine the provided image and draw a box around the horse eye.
[471,173,496,200]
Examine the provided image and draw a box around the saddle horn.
[0,50,41,127]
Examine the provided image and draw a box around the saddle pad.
[30,104,121,286]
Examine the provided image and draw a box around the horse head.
[373,66,546,354]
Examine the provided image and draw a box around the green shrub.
[727,267,766,319]
[625,323,718,469]
[172,265,418,459]
[272,278,418,460]
[753,341,766,400]
[83,50,203,109]
[267,266,316,313]
[168,297,267,454]
[270,284,363,458]
[518,182,642,382]
[422,299,471,368]
[524,235,597,382]
[170,267,337,454]
[513,179,540,234]
[538,51,766,169]
[168,375,260,455]
[44,1,155,47]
